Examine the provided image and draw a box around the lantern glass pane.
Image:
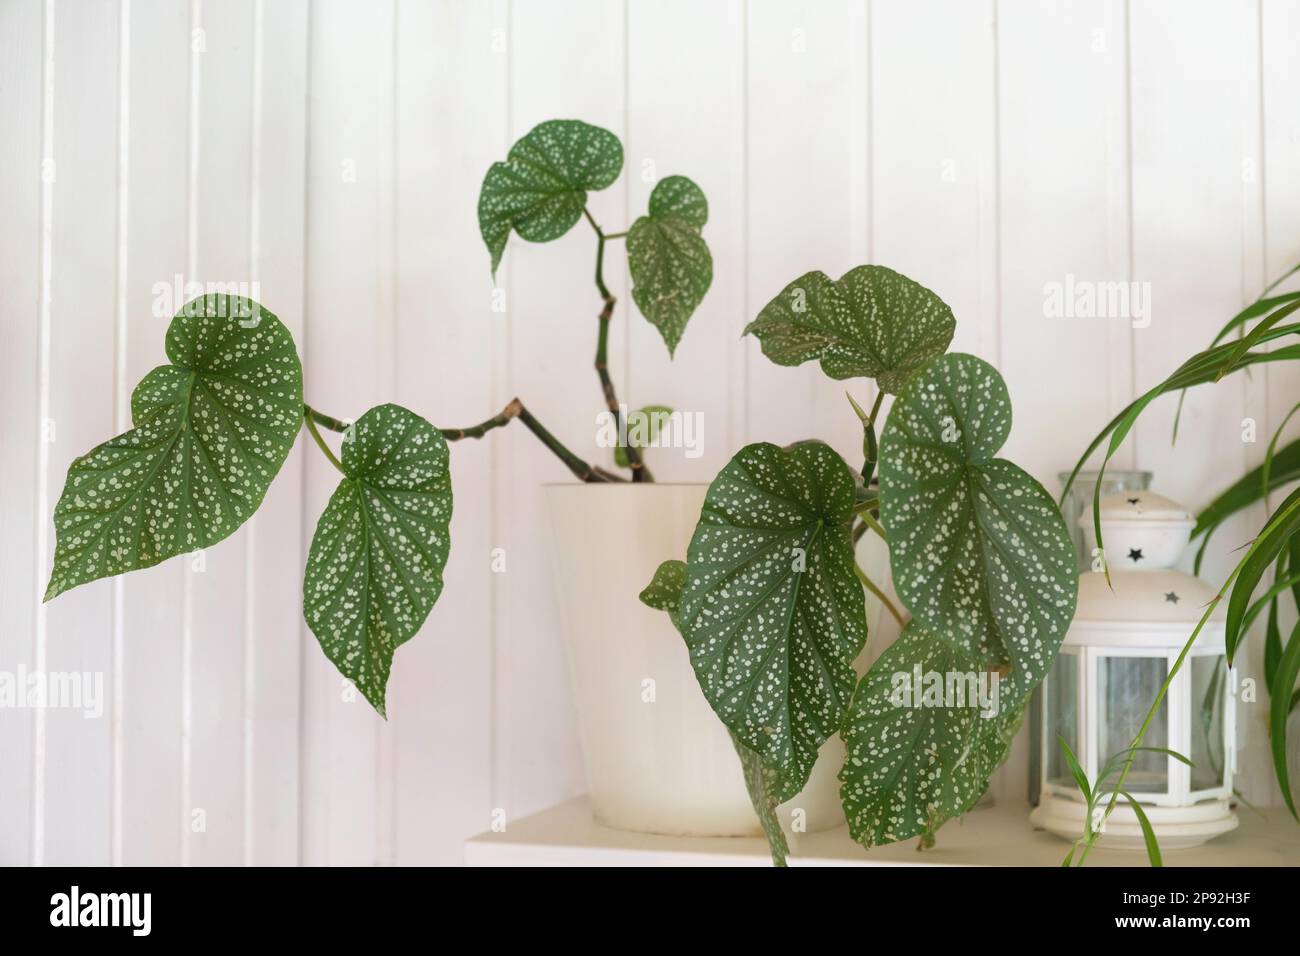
[1098,656,1168,793]
[1190,655,1227,791]
[1045,652,1079,791]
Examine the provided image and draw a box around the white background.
[2,0,1299,866]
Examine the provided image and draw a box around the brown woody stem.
[588,209,652,482]
[303,400,620,484]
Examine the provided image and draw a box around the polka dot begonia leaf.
[641,558,795,866]
[44,295,303,601]
[679,441,867,792]
[477,119,624,276]
[878,352,1077,670]
[627,175,713,356]
[744,265,956,394]
[837,352,1077,848]
[838,621,1028,847]
[303,404,453,717]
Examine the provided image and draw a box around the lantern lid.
[1081,490,1194,527]
[1072,568,1225,628]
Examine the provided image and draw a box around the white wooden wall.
[2,0,1298,866]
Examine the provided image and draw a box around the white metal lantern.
[1030,490,1238,850]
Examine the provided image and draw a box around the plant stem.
[305,405,349,433]
[303,400,621,483]
[514,402,620,483]
[856,508,888,542]
[302,408,344,473]
[854,561,906,630]
[439,398,523,441]
[586,206,651,482]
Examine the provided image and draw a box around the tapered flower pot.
[545,483,845,837]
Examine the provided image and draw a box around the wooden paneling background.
[2,0,1298,865]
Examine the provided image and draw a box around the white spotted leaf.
[838,622,1027,847]
[44,295,303,601]
[744,265,955,394]
[303,404,453,716]
[640,558,794,866]
[627,176,713,356]
[679,441,867,790]
[478,119,623,276]
[879,353,1077,669]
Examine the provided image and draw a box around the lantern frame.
[1038,640,1236,811]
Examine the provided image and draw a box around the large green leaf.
[839,623,1026,847]
[627,176,712,355]
[477,119,623,275]
[45,295,303,600]
[303,404,453,716]
[640,558,794,866]
[678,441,867,789]
[744,265,955,394]
[879,353,1077,669]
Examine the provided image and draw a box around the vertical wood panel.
[301,0,395,865]
[1260,0,1300,803]
[872,0,1000,365]
[41,0,120,866]
[498,0,628,821]
[119,0,189,866]
[745,0,868,459]
[186,0,256,866]
[1128,0,1263,797]
[246,0,309,866]
[388,0,503,866]
[625,0,746,480]
[995,0,1135,798]
[0,0,45,867]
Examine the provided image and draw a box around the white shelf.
[466,798,1300,867]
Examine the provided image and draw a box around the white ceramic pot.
[544,483,845,837]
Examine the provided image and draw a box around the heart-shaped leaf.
[879,352,1077,669]
[45,295,303,600]
[678,441,867,789]
[477,119,623,276]
[744,265,956,394]
[839,622,1027,846]
[640,558,794,866]
[303,404,453,716]
[627,175,712,355]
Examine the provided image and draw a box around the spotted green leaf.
[614,405,673,469]
[639,559,687,620]
[640,558,793,866]
[839,622,1027,847]
[477,119,623,276]
[679,441,867,790]
[44,295,303,601]
[627,176,712,355]
[879,353,1077,669]
[303,404,453,716]
[744,265,956,394]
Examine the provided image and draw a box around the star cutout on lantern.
[1165,591,1180,604]
[1127,497,1140,505]
[1128,547,1144,562]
